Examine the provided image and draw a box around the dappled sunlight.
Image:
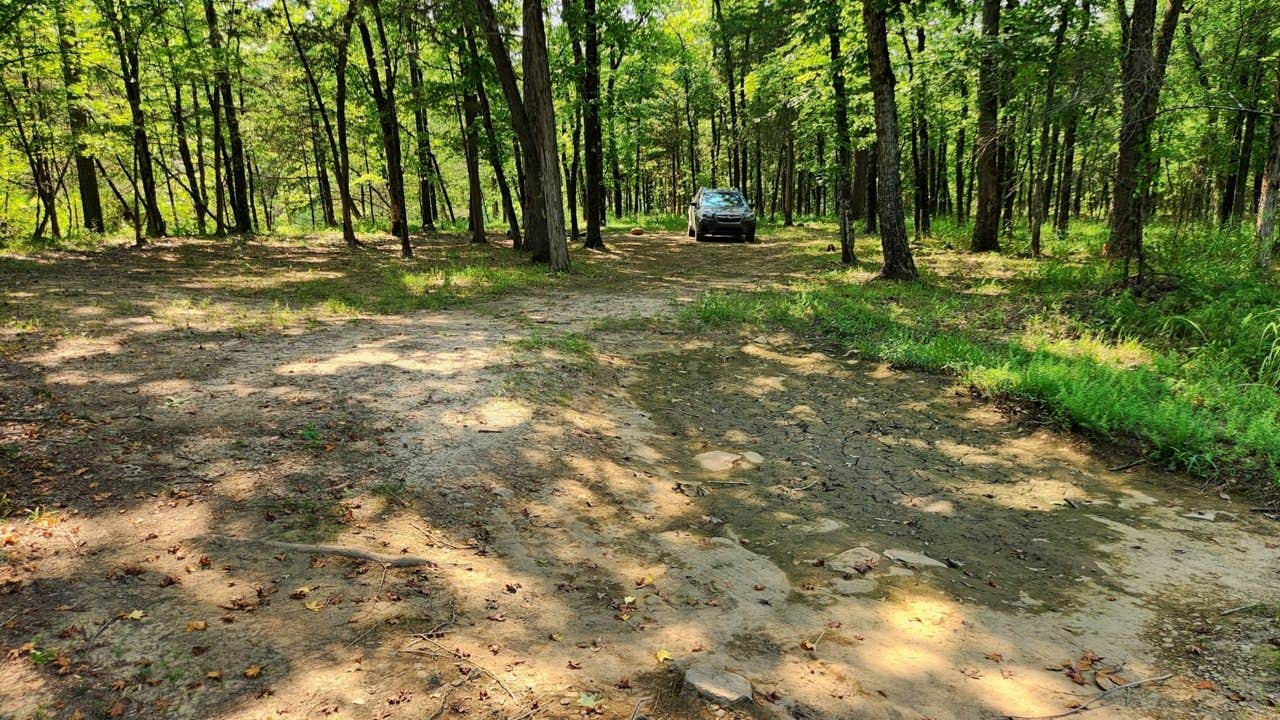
[4,232,1278,719]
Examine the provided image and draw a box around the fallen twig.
[401,635,516,700]
[1106,459,1145,472]
[1005,673,1173,720]
[206,535,436,567]
[1220,603,1260,616]
[409,521,463,550]
[84,615,120,649]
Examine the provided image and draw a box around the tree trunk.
[475,0,551,259]
[1255,69,1280,269]
[581,0,605,248]
[104,9,164,238]
[829,10,856,264]
[406,45,436,232]
[55,8,103,233]
[358,2,411,256]
[863,0,917,280]
[1029,0,1071,256]
[282,0,360,247]
[466,27,520,244]
[522,0,569,270]
[955,77,968,222]
[203,0,250,234]
[970,0,1001,251]
[1106,0,1183,281]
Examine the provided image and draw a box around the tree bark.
[406,43,436,232]
[282,0,360,247]
[522,0,569,270]
[580,0,605,248]
[1106,0,1183,281]
[466,27,520,244]
[970,0,1001,251]
[862,0,917,280]
[829,9,856,264]
[1255,69,1280,269]
[55,7,103,233]
[358,1,411,256]
[203,0,250,234]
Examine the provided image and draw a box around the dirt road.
[2,232,1277,720]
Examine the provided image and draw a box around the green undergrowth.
[686,221,1280,488]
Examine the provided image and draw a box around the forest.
[2,0,1280,718]
[1,0,1276,276]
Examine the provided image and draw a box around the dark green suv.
[687,188,757,242]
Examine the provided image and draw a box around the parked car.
[687,188,757,242]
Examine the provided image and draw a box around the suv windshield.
[701,192,747,210]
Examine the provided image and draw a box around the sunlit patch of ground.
[1,229,1278,719]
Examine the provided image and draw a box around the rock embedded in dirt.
[832,578,877,596]
[826,547,881,575]
[740,451,764,466]
[794,517,843,534]
[883,548,947,569]
[695,450,745,472]
[684,664,753,705]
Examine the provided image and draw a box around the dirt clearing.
[2,232,1278,720]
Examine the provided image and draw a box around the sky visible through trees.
[0,0,1278,277]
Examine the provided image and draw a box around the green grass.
[511,330,595,358]
[685,220,1280,487]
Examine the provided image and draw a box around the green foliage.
[686,223,1280,486]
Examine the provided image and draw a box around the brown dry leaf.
[206,671,223,682]
[185,620,207,632]
[985,653,1003,663]
[304,601,325,612]
[1194,680,1215,690]
[243,665,262,678]
[107,701,125,718]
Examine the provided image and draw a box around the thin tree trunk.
[829,9,856,264]
[55,7,103,233]
[466,27,520,244]
[1106,0,1183,281]
[970,0,1001,251]
[204,0,250,234]
[863,0,917,279]
[358,2,411,256]
[1255,69,1280,268]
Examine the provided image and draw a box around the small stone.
[684,664,753,705]
[826,547,880,575]
[794,518,843,534]
[832,578,876,596]
[1182,510,1217,521]
[740,451,764,466]
[883,548,946,569]
[695,451,744,472]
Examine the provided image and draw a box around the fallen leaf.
[655,649,672,663]
[126,610,145,621]
[985,653,1003,663]
[304,601,325,612]
[107,701,125,718]
[243,665,262,678]
[576,692,602,708]
[185,620,207,632]
[206,671,223,681]
[1194,680,1215,691]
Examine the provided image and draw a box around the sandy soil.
[1,231,1277,720]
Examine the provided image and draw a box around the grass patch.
[511,330,595,358]
[685,220,1280,487]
